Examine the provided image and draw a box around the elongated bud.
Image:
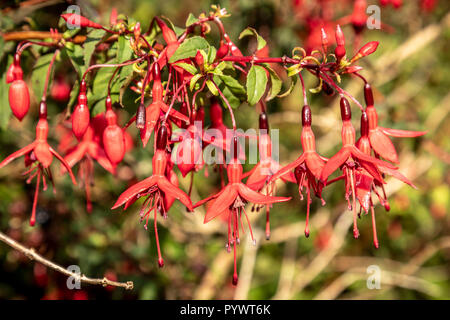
[110,8,118,25]
[156,124,168,150]
[103,105,125,165]
[360,112,369,137]
[152,63,163,101]
[61,13,103,29]
[340,97,351,121]
[350,41,379,63]
[302,105,312,127]
[259,112,269,130]
[134,22,141,41]
[195,50,204,67]
[335,25,345,46]
[342,65,363,74]
[136,103,146,129]
[321,28,328,53]
[72,80,89,139]
[155,17,177,44]
[9,79,30,121]
[216,40,229,60]
[334,25,346,61]
[364,83,374,107]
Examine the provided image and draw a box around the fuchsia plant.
[1,5,426,285]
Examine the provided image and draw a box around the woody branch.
[0,230,134,290]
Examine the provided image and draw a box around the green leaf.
[190,74,203,91]
[169,36,210,63]
[0,55,12,130]
[65,43,85,79]
[67,79,79,111]
[207,46,217,64]
[263,64,282,101]
[31,53,55,100]
[206,80,218,96]
[239,27,267,51]
[185,13,199,27]
[213,75,245,109]
[84,29,106,70]
[91,63,115,105]
[246,65,268,106]
[173,62,197,75]
[216,74,245,96]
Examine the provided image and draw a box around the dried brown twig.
[0,231,134,290]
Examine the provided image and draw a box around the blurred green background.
[0,0,449,299]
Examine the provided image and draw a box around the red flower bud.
[351,41,379,63]
[342,65,363,74]
[340,97,352,121]
[155,17,177,44]
[136,103,146,129]
[72,102,90,140]
[216,40,229,60]
[335,25,345,47]
[195,50,204,67]
[103,108,125,165]
[9,79,30,121]
[110,8,118,25]
[61,13,103,29]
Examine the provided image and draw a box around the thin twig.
[0,231,134,290]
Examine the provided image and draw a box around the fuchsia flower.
[364,83,426,164]
[0,102,76,225]
[244,112,295,239]
[319,97,397,239]
[112,125,193,267]
[62,115,115,213]
[194,137,291,285]
[140,64,189,147]
[269,105,328,237]
[354,111,417,248]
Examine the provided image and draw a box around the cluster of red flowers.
[2,5,425,285]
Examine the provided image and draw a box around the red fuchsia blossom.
[112,125,193,268]
[244,112,296,240]
[140,64,189,147]
[269,105,328,238]
[364,83,426,164]
[354,111,417,248]
[62,116,115,213]
[320,97,397,239]
[194,137,291,285]
[0,101,76,225]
